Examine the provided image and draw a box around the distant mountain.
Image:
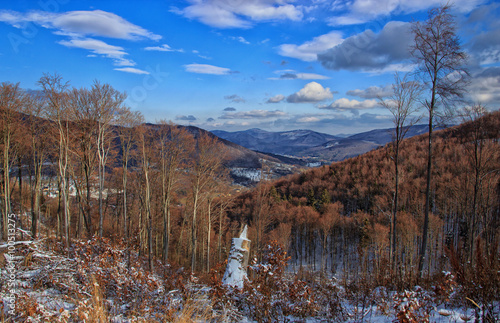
[301,125,435,162]
[211,125,435,163]
[298,138,381,162]
[211,128,339,156]
[346,124,430,145]
[144,124,306,186]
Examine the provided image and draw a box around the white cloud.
[114,67,150,74]
[59,38,135,66]
[297,116,321,123]
[328,0,487,26]
[270,70,330,80]
[287,82,334,103]
[318,21,413,72]
[145,44,183,52]
[225,94,246,103]
[0,9,160,71]
[295,73,331,80]
[231,36,250,44]
[347,84,393,99]
[319,98,379,110]
[467,67,500,106]
[172,0,303,29]
[278,31,343,61]
[184,63,232,75]
[0,9,161,40]
[267,94,285,103]
[176,115,197,121]
[467,3,500,66]
[220,109,287,119]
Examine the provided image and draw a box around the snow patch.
[222,225,250,289]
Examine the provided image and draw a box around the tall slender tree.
[410,4,468,277]
[0,82,26,239]
[88,81,125,237]
[459,104,499,262]
[189,132,227,273]
[69,87,97,237]
[138,124,155,271]
[23,90,50,239]
[156,122,194,264]
[38,73,72,249]
[379,73,421,270]
[114,106,143,264]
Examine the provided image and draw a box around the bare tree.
[215,189,235,264]
[253,164,273,262]
[189,132,227,273]
[156,122,194,264]
[0,82,26,239]
[23,90,50,239]
[410,4,468,277]
[88,81,125,237]
[38,73,72,249]
[379,73,421,270]
[68,87,98,237]
[114,106,143,265]
[137,124,155,271]
[318,201,342,273]
[459,104,499,262]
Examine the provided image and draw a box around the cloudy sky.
[1,0,499,135]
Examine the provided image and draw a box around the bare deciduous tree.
[88,81,125,237]
[38,73,73,249]
[379,73,421,270]
[23,90,50,239]
[318,201,342,273]
[156,121,194,264]
[189,132,227,273]
[0,82,26,239]
[114,106,143,266]
[459,104,499,263]
[138,124,155,271]
[69,87,97,237]
[410,4,468,277]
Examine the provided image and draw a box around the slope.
[211,128,339,156]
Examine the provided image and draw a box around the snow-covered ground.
[1,226,498,322]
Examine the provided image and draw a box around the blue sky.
[1,0,499,135]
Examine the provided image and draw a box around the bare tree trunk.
[410,5,468,278]
[207,198,211,273]
[218,203,223,263]
[419,106,434,276]
[2,132,12,239]
[191,183,199,273]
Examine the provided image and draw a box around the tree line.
[0,73,236,273]
[1,5,498,289]
[228,110,499,286]
[227,4,499,287]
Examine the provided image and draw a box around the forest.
[0,74,237,274]
[1,5,499,322]
[0,73,499,322]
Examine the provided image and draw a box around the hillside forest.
[1,5,500,321]
[1,73,499,322]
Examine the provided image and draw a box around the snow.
[2,221,498,322]
[325,141,339,148]
[306,162,322,167]
[231,167,262,182]
[222,225,250,289]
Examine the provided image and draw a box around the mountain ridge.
[211,125,435,163]
[211,128,339,157]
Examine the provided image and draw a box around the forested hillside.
[229,111,500,286]
[0,76,244,274]
[1,76,499,321]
